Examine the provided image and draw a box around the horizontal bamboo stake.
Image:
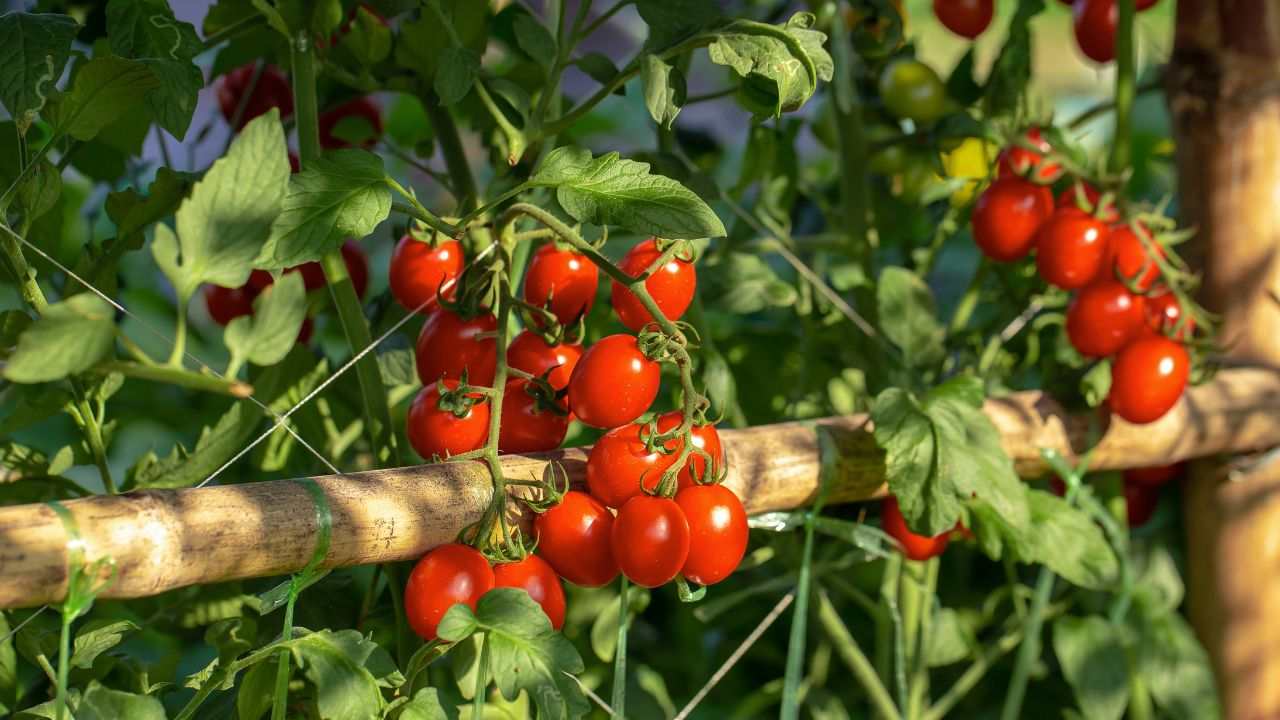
[1,367,1278,609]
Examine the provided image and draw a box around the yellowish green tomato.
[940,137,997,206]
[878,58,948,124]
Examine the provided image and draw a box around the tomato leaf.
[398,688,451,720]
[0,12,79,134]
[972,488,1118,589]
[438,588,589,720]
[3,295,115,384]
[235,660,276,720]
[926,608,976,667]
[338,7,392,66]
[70,619,138,669]
[153,111,289,300]
[573,52,621,87]
[105,166,192,239]
[433,47,480,106]
[1131,604,1221,719]
[513,12,557,71]
[531,146,725,239]
[77,682,165,720]
[871,375,1028,536]
[641,54,686,130]
[258,149,391,268]
[224,272,307,371]
[704,252,797,314]
[635,0,721,51]
[706,14,833,117]
[1052,616,1129,720]
[105,0,202,139]
[876,267,944,371]
[287,629,386,720]
[47,56,160,142]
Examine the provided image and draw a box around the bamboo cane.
[0,366,1278,609]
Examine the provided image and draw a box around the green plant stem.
[1109,0,1136,174]
[472,632,492,718]
[823,1,872,269]
[1068,77,1160,130]
[422,92,479,213]
[388,195,459,236]
[1128,665,1153,720]
[611,576,629,718]
[166,297,188,366]
[815,589,902,720]
[94,360,253,397]
[576,0,631,41]
[907,559,939,720]
[291,32,398,467]
[0,223,46,312]
[781,479,827,719]
[947,262,987,335]
[999,566,1054,720]
[881,554,908,711]
[53,609,71,720]
[898,560,925,719]
[70,390,116,495]
[201,13,265,50]
[270,587,299,720]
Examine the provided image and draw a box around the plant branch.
[815,589,902,720]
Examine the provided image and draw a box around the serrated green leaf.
[106,166,192,238]
[339,6,391,65]
[71,619,138,669]
[0,12,79,132]
[635,0,721,51]
[167,110,289,297]
[49,56,160,142]
[236,659,276,720]
[514,12,556,70]
[140,58,202,139]
[532,146,725,239]
[641,54,685,130]
[440,589,589,720]
[378,347,419,387]
[224,272,307,370]
[258,149,391,268]
[399,688,450,720]
[107,0,204,140]
[288,629,384,720]
[707,252,797,314]
[4,295,115,383]
[1052,616,1128,720]
[434,47,480,106]
[982,489,1118,589]
[1132,607,1220,720]
[707,14,832,117]
[77,682,165,720]
[876,267,944,369]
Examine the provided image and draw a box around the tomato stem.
[472,632,492,717]
[423,92,480,212]
[815,589,903,720]
[1109,0,1137,174]
[610,575,629,718]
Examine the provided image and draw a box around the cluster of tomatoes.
[202,65,384,331]
[931,0,1160,64]
[395,233,749,638]
[972,127,1195,426]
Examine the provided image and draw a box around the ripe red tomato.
[1145,292,1194,339]
[534,491,619,587]
[612,495,691,588]
[1106,224,1163,291]
[498,379,569,454]
[587,422,680,509]
[406,381,490,459]
[261,241,369,298]
[1065,280,1146,358]
[1108,335,1190,424]
[675,484,748,586]
[932,0,993,39]
[656,412,725,485]
[610,238,696,332]
[568,334,661,428]
[1124,481,1159,528]
[1073,0,1117,64]
[415,309,498,387]
[881,496,950,561]
[523,243,599,326]
[971,178,1055,262]
[390,236,464,313]
[506,331,582,392]
[319,97,383,149]
[217,64,294,129]
[492,555,566,630]
[996,128,1062,184]
[1036,209,1111,289]
[1124,463,1182,487]
[404,543,494,641]
[1055,181,1119,221]
[204,283,256,325]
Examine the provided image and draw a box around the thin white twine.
[0,606,47,645]
[672,590,797,720]
[564,670,616,716]
[3,222,341,477]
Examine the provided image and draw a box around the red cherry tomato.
[390,236,464,313]
[1124,481,1159,528]
[523,243,599,326]
[1073,0,1117,64]
[612,495,691,588]
[319,97,383,149]
[406,381,490,459]
[265,241,369,298]
[675,484,748,586]
[568,334,661,428]
[1065,280,1146,358]
[932,0,993,39]
[217,64,294,130]
[971,178,1055,262]
[1105,224,1163,291]
[404,543,494,641]
[498,379,569,454]
[415,309,498,387]
[881,496,950,561]
[996,128,1062,184]
[610,238,697,332]
[506,331,582,392]
[1055,181,1119,222]
[656,411,725,485]
[1145,292,1194,339]
[587,422,680,509]
[1108,335,1190,424]
[534,491,619,587]
[1136,0,1158,9]
[204,284,256,325]
[1036,209,1111,289]
[1124,463,1183,487]
[492,555,566,630]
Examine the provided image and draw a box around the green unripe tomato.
[866,124,908,175]
[878,58,948,124]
